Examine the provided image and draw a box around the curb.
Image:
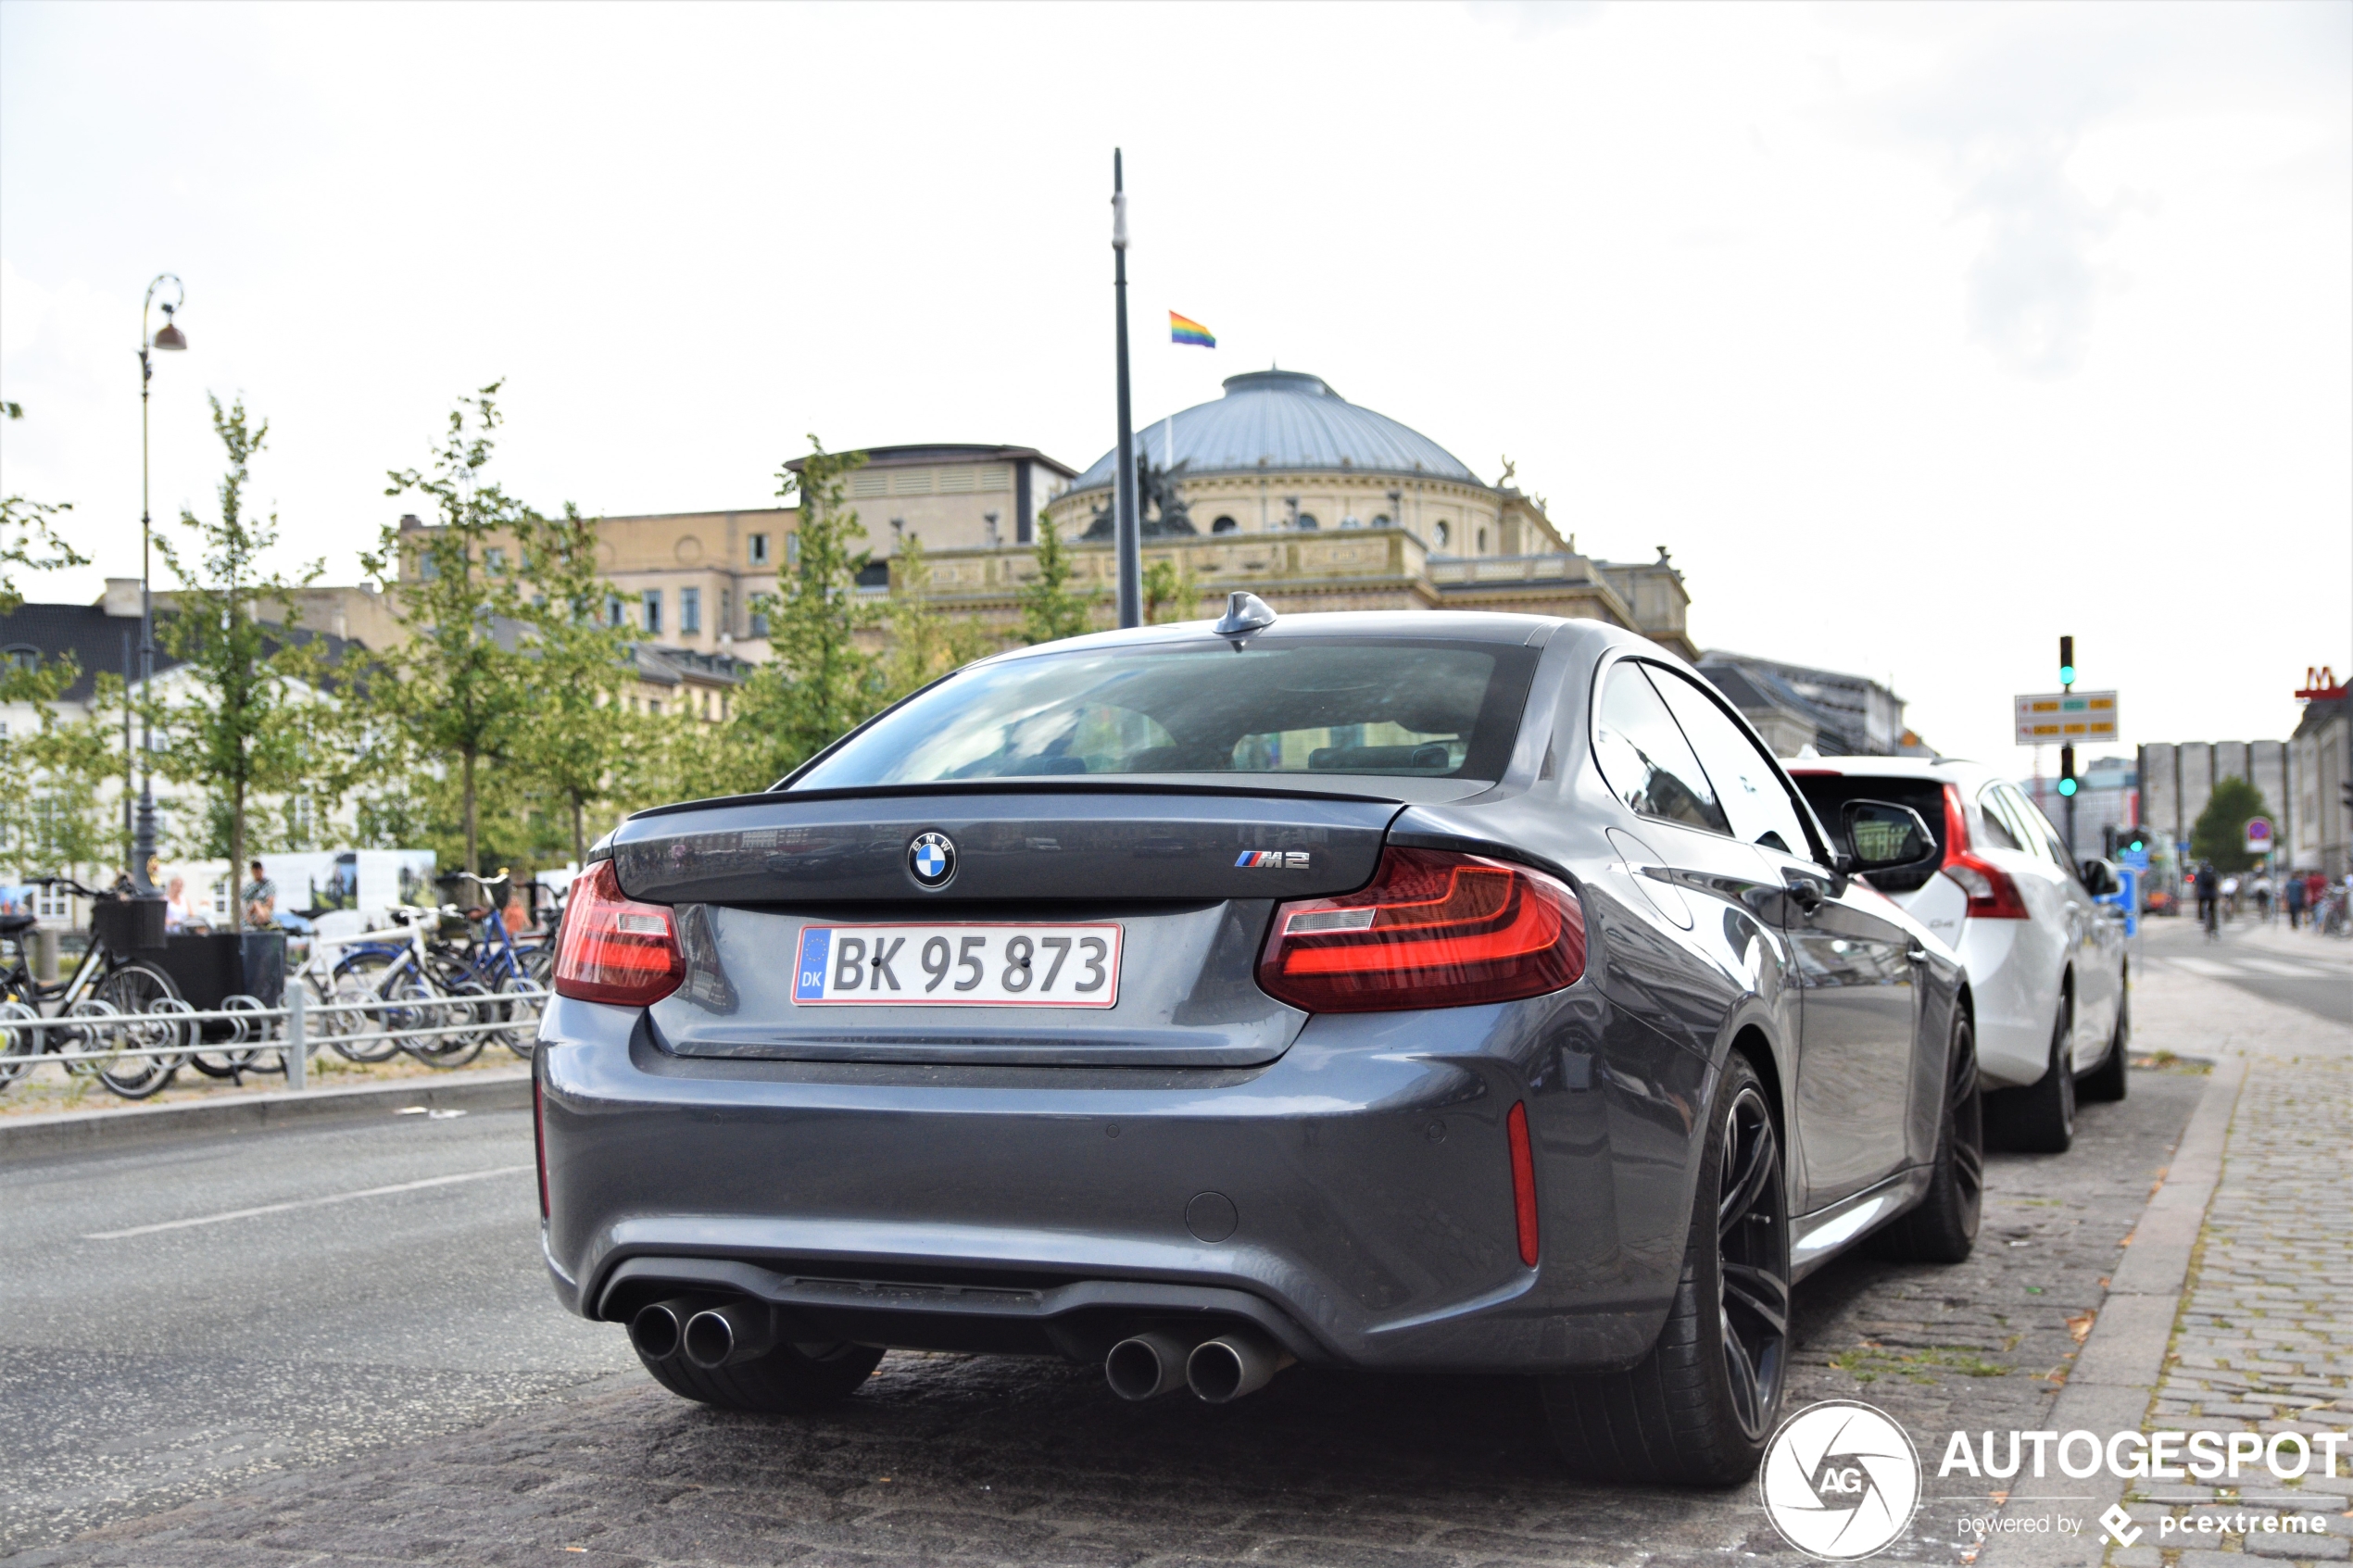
[0,1068,534,1162]
[1979,1055,2250,1568]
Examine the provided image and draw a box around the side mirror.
[2081,858,2120,897]
[1839,799,1942,879]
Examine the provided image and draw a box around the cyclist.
[2194,861,2220,940]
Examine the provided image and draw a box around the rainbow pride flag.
[1169,311,1215,348]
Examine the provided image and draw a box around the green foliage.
[882,532,1000,700]
[1142,555,1201,625]
[2190,776,2271,872]
[0,401,86,623]
[509,504,640,862]
[152,395,340,885]
[1,674,134,880]
[361,384,540,874]
[1018,516,1095,645]
[728,441,883,786]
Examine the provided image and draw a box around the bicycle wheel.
[223,994,283,1075]
[0,1000,40,1089]
[90,964,187,1098]
[495,973,541,1058]
[187,990,263,1077]
[405,975,487,1069]
[328,952,406,1062]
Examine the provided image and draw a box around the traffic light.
[2058,744,2078,797]
[2117,825,2153,856]
[2058,635,2076,689]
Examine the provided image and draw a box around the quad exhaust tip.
[1185,1330,1292,1404]
[1104,1327,1294,1403]
[627,1296,702,1361]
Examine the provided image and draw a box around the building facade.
[1696,651,1918,758]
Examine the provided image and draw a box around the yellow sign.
[2014,690,2120,745]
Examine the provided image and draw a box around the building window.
[749,598,770,637]
[606,595,625,628]
[1434,521,1451,548]
[1370,514,1391,529]
[1212,516,1238,533]
[680,587,700,635]
[720,588,732,633]
[1295,514,1319,531]
[642,589,662,634]
[484,546,506,574]
[786,534,800,565]
[1340,515,1361,529]
[1476,527,1488,553]
[749,533,769,565]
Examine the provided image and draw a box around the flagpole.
[1112,149,1140,630]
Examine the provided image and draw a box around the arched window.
[1340,515,1362,529]
[4,645,39,671]
[1295,514,1319,531]
[1212,515,1239,533]
[1476,527,1489,554]
[1434,520,1451,547]
[1370,514,1391,529]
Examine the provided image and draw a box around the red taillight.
[1940,784,2030,920]
[552,860,685,1005]
[533,1071,549,1222]
[1257,847,1585,1013]
[1506,1100,1539,1267]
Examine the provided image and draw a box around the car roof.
[978,608,1580,665]
[1782,756,1991,782]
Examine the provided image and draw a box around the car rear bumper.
[536,988,1707,1374]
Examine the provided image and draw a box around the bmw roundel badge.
[908,831,956,888]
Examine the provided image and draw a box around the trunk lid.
[614,786,1402,1068]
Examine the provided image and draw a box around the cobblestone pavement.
[5,1057,2215,1568]
[2106,946,2353,1568]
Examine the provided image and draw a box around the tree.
[3,674,135,881]
[1143,555,1202,625]
[361,384,538,875]
[510,504,639,863]
[1,401,87,714]
[881,531,999,700]
[728,440,882,785]
[2190,777,2272,873]
[152,395,336,889]
[1018,516,1095,645]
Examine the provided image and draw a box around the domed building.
[903,370,1697,659]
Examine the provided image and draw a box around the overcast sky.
[4,1,2347,767]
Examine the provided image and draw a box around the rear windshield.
[1789,772,1950,891]
[791,638,1541,791]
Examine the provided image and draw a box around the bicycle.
[427,871,553,1058]
[0,877,193,1100]
[290,906,467,1065]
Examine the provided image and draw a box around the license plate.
[792,922,1123,1008]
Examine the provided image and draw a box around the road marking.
[2170,958,2237,978]
[84,1165,534,1240]
[2233,958,2332,978]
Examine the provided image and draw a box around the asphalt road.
[2,1062,2212,1565]
[2134,910,2352,1025]
[0,1108,635,1553]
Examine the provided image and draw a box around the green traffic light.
[2057,778,2078,797]
[2059,666,2076,684]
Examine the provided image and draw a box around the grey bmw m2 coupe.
[535,603,1980,1485]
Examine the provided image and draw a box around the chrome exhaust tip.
[1185,1330,1292,1404]
[627,1297,706,1361]
[683,1299,781,1370]
[1105,1332,1194,1401]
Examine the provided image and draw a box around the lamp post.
[132,273,186,900]
[1111,150,1140,629]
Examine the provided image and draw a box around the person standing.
[2285,872,2308,930]
[239,859,278,930]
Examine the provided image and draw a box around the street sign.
[2015,689,2120,745]
[2119,845,2151,872]
[2246,817,2273,856]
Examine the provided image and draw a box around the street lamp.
[132,273,185,903]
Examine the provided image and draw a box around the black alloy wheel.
[1542,1052,1791,1486]
[1870,1012,1983,1262]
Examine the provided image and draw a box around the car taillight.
[1258,847,1585,1012]
[1506,1100,1539,1266]
[552,860,685,1005]
[1940,784,2030,921]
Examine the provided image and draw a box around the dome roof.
[1071,370,1480,490]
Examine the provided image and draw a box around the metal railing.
[1,986,549,1091]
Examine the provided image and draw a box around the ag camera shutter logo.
[1759,1400,1922,1561]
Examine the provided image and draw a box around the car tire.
[637,1336,885,1414]
[1540,1051,1789,1486]
[2078,976,2129,1104]
[1994,997,2075,1153]
[1868,1012,1982,1263]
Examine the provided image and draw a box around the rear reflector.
[1507,1100,1539,1267]
[1258,847,1585,1012]
[1940,784,2030,920]
[533,1071,549,1222]
[553,860,686,1006]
